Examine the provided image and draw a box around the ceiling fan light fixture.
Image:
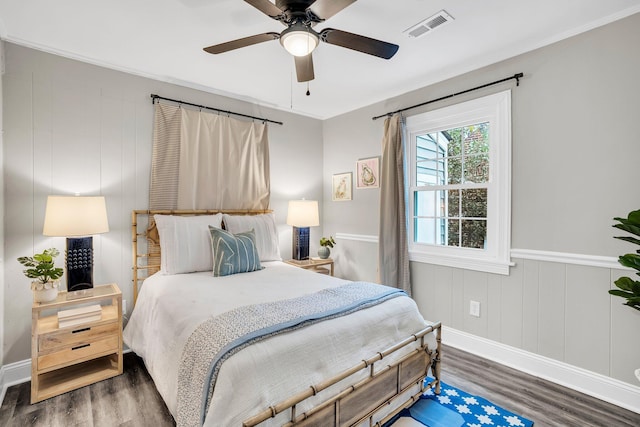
[280,26,319,57]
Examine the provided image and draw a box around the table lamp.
[43,195,109,293]
[286,199,319,261]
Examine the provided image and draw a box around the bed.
[125,209,441,427]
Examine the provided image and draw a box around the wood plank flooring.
[440,345,640,427]
[1,345,638,426]
[0,353,173,427]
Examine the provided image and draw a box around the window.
[405,91,511,274]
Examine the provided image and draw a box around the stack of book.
[57,304,102,328]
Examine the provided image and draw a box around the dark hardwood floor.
[1,346,638,426]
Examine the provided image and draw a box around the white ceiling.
[1,0,639,119]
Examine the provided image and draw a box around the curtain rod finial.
[515,72,523,86]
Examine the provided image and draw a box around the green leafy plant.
[320,236,336,248]
[17,248,64,284]
[609,210,640,311]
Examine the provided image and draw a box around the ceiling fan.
[203,0,399,83]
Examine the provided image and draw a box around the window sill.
[409,251,513,275]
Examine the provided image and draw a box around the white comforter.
[123,261,435,426]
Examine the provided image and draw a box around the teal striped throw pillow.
[208,226,263,277]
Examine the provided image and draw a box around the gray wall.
[322,13,640,385]
[3,11,640,391]
[1,43,324,364]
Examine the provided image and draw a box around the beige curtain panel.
[379,114,411,295]
[150,103,271,210]
[149,104,182,210]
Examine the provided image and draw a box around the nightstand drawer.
[39,321,118,352]
[37,335,119,371]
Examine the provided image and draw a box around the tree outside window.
[413,122,489,250]
[405,90,511,275]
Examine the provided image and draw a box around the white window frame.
[405,90,512,275]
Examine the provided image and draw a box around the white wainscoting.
[330,233,640,413]
[4,236,637,412]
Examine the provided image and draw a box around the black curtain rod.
[150,94,284,126]
[372,72,524,121]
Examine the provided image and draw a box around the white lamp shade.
[280,28,319,57]
[43,196,109,237]
[286,200,319,227]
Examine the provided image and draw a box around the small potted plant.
[18,248,64,303]
[318,236,336,259]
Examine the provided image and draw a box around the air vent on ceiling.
[404,10,454,38]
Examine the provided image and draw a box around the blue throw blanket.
[176,282,406,426]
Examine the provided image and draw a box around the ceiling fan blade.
[295,54,315,82]
[244,0,285,19]
[308,0,357,21]
[320,28,399,59]
[204,33,280,54]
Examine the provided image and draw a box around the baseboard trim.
[442,326,640,414]
[0,358,31,405]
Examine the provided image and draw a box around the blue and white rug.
[387,378,534,427]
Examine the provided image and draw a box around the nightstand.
[285,258,334,276]
[30,283,123,403]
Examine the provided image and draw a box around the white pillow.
[222,213,282,261]
[154,214,223,274]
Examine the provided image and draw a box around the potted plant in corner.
[18,248,64,303]
[318,236,336,259]
[608,209,640,382]
[609,209,640,311]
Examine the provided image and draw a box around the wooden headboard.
[131,209,272,304]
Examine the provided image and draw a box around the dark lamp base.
[292,226,310,261]
[66,237,95,292]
